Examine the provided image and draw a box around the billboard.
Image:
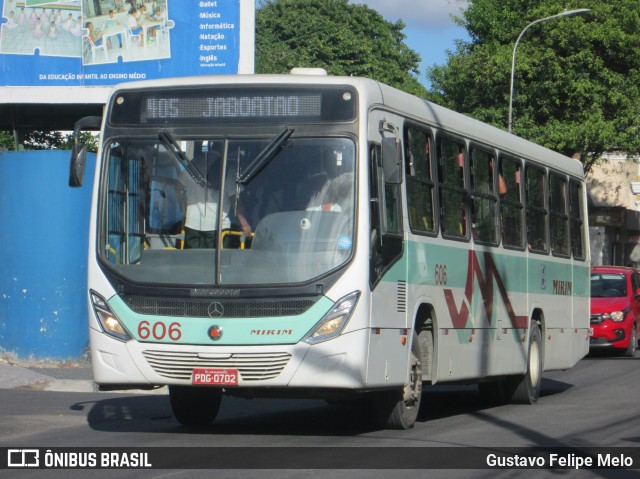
[0,0,254,102]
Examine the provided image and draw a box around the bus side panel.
[366,248,412,387]
[434,323,528,382]
[366,327,413,387]
[542,327,589,371]
[407,241,530,383]
[527,255,589,371]
[572,261,590,363]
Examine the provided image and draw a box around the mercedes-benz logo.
[208,302,224,318]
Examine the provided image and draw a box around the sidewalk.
[0,356,166,394]
[0,357,96,392]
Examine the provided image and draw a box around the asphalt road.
[1,353,639,478]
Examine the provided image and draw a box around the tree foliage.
[0,130,98,152]
[255,0,428,97]
[427,0,640,172]
[0,131,14,150]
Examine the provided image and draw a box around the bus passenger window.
[569,181,585,259]
[437,137,466,238]
[526,165,548,253]
[549,173,569,256]
[405,127,435,233]
[469,147,497,243]
[500,157,523,248]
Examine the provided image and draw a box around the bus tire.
[509,323,543,404]
[169,385,222,427]
[373,333,423,429]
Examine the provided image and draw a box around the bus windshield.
[100,135,356,286]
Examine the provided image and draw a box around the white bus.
[70,70,590,429]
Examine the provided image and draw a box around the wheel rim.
[529,339,541,387]
[403,350,422,407]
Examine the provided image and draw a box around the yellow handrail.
[220,230,254,249]
[106,244,120,264]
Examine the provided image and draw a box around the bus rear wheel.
[373,333,423,429]
[169,385,222,427]
[509,323,543,404]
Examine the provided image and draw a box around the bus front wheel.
[372,333,423,429]
[169,385,222,427]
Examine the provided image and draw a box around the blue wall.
[0,150,95,361]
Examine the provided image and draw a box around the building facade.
[587,155,640,267]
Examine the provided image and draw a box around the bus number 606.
[138,320,182,341]
[435,264,447,285]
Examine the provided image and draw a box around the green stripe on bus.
[108,295,335,345]
[381,241,588,297]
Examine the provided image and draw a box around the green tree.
[0,131,14,150]
[256,0,428,97]
[20,130,69,150]
[427,0,640,172]
[0,130,98,152]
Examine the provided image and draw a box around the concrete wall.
[0,150,95,361]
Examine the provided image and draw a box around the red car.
[590,266,640,356]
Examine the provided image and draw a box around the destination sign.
[108,86,357,125]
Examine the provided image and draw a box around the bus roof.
[374,81,584,178]
[110,73,584,178]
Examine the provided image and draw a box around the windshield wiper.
[237,128,294,185]
[158,130,207,187]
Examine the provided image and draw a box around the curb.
[0,363,167,395]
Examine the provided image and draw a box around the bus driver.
[180,144,250,249]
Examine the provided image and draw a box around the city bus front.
[73,78,410,426]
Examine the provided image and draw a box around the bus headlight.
[90,290,132,341]
[305,291,360,344]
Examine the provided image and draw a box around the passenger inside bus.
[241,171,285,231]
[180,142,251,249]
[499,160,523,248]
[499,173,507,197]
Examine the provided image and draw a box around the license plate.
[192,368,239,386]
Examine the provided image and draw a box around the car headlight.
[602,311,625,322]
[90,290,132,341]
[305,291,360,344]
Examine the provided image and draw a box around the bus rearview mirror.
[381,137,401,184]
[69,144,87,187]
[68,115,101,188]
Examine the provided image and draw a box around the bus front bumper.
[89,326,378,391]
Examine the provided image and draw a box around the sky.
[353,0,471,87]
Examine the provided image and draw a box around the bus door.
[366,110,409,384]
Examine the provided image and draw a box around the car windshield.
[99,136,356,286]
[590,273,627,298]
